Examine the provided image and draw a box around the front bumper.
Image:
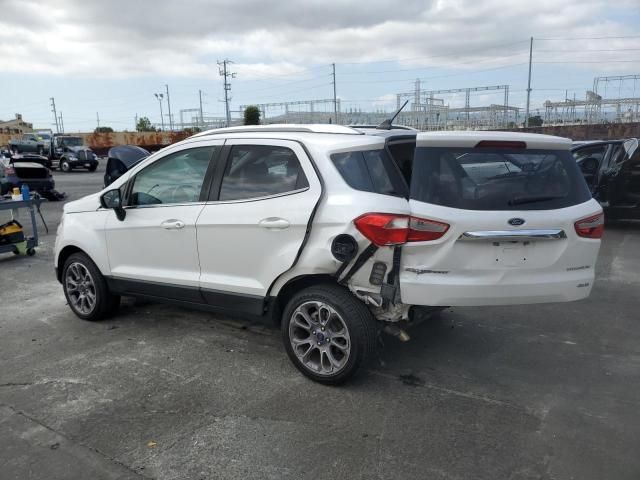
[68,158,98,167]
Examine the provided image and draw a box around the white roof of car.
[416,130,572,150]
[193,124,362,137]
[185,124,384,151]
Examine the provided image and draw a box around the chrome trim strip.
[458,229,567,241]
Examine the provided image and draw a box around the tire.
[281,283,376,385]
[37,147,44,155]
[62,252,120,321]
[60,159,71,172]
[26,248,35,256]
[88,164,97,172]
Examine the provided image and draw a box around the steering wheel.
[170,184,198,203]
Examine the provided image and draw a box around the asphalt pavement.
[0,162,638,479]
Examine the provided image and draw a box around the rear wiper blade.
[508,195,565,206]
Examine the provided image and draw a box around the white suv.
[54,125,603,384]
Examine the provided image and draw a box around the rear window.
[411,147,591,210]
[330,149,407,198]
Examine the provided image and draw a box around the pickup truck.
[8,133,46,155]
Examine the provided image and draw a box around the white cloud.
[0,0,637,79]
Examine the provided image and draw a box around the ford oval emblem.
[508,218,526,226]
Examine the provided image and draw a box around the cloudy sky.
[1,0,639,131]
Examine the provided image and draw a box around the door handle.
[259,217,290,230]
[161,219,185,230]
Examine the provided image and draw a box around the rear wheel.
[37,146,44,155]
[281,284,376,385]
[62,252,119,321]
[60,159,71,172]
[88,164,97,172]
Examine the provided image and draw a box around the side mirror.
[100,189,126,221]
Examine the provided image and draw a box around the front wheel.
[281,284,376,385]
[62,252,120,321]
[60,160,71,172]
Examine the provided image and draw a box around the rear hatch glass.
[411,147,591,210]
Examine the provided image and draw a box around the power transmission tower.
[165,84,173,130]
[525,36,533,127]
[218,59,236,127]
[199,89,204,128]
[50,97,59,133]
[332,63,338,124]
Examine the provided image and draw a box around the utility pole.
[135,114,138,130]
[58,112,64,133]
[199,90,204,128]
[96,112,100,129]
[525,36,533,128]
[154,93,165,130]
[332,63,338,124]
[218,59,236,127]
[50,97,59,133]
[165,84,173,131]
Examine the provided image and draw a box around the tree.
[94,126,114,133]
[136,116,156,132]
[244,105,260,125]
[526,115,543,127]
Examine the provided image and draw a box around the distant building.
[0,114,33,134]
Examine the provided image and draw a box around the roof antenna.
[377,100,409,130]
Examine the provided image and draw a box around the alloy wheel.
[288,301,351,376]
[65,262,97,315]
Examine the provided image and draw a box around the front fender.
[54,211,110,276]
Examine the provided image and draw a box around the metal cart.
[0,196,48,256]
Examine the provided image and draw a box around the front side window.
[130,146,216,206]
[218,145,308,201]
[411,147,591,210]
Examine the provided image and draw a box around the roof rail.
[192,124,362,137]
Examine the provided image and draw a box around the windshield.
[37,133,51,140]
[411,147,591,210]
[59,137,83,147]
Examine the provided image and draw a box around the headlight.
[68,156,77,160]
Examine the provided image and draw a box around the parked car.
[572,138,640,220]
[8,133,46,155]
[35,130,53,153]
[49,135,99,172]
[55,125,603,384]
[104,145,149,187]
[0,153,55,196]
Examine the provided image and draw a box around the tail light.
[354,213,409,246]
[354,213,449,246]
[574,212,604,239]
[408,217,450,241]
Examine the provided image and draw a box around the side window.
[218,145,309,201]
[130,146,216,206]
[331,149,407,197]
[572,145,607,163]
